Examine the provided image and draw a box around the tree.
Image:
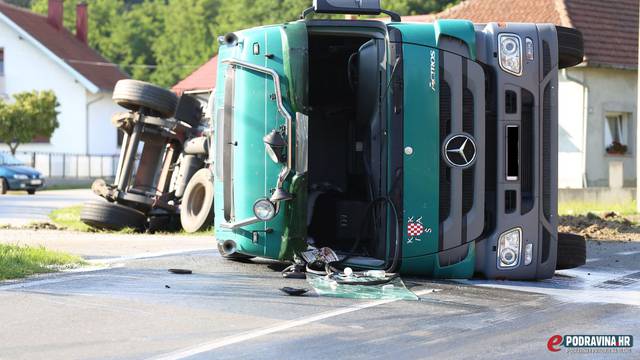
[150,0,220,86]
[0,91,59,155]
[20,0,460,87]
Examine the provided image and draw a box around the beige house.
[408,0,639,189]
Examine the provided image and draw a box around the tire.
[148,215,182,233]
[113,79,178,119]
[217,242,254,260]
[180,168,215,233]
[27,189,36,195]
[0,178,7,195]
[556,232,587,270]
[556,26,584,69]
[80,200,147,231]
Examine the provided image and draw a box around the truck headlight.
[253,198,276,221]
[497,228,522,268]
[13,174,28,180]
[498,34,522,76]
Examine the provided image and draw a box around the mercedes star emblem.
[443,134,477,168]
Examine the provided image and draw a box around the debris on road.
[559,212,640,241]
[168,268,193,275]
[280,287,309,296]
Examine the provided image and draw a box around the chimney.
[76,3,88,44]
[47,0,63,30]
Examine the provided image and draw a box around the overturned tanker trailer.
[212,0,586,279]
[81,80,215,233]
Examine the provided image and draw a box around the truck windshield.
[0,153,24,166]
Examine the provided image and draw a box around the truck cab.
[212,1,584,280]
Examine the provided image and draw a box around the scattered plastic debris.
[280,287,309,296]
[300,247,340,264]
[168,269,193,274]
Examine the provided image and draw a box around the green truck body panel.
[215,20,479,277]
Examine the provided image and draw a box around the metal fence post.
[62,153,66,179]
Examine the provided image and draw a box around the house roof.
[172,56,217,95]
[404,0,639,70]
[0,1,128,92]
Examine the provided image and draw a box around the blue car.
[0,152,45,195]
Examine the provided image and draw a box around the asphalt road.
[0,189,94,226]
[0,238,638,359]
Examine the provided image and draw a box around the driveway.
[0,189,94,226]
[0,237,638,359]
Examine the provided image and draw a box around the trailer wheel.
[217,241,254,260]
[180,169,215,233]
[0,178,7,195]
[556,26,584,69]
[80,200,147,232]
[113,79,178,118]
[148,215,181,233]
[556,232,586,270]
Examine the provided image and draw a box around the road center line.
[151,288,435,360]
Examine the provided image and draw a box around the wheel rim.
[188,184,206,217]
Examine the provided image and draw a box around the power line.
[65,59,205,69]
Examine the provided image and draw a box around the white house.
[0,0,127,157]
[407,0,638,189]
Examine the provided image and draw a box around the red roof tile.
[172,56,217,94]
[405,0,638,69]
[0,1,128,91]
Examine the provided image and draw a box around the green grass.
[43,183,91,191]
[48,205,213,235]
[559,200,638,216]
[49,205,91,232]
[0,244,86,280]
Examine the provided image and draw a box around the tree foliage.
[0,91,60,154]
[21,0,459,87]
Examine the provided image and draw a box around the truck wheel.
[217,242,254,260]
[148,215,182,233]
[27,189,36,195]
[80,200,147,232]
[113,79,178,119]
[0,178,7,195]
[556,26,584,69]
[556,232,586,270]
[180,169,215,233]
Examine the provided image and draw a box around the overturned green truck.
[212,1,586,280]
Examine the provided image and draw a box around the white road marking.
[151,288,436,360]
[460,268,640,306]
[86,247,217,265]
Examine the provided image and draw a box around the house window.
[0,48,4,76]
[604,112,630,155]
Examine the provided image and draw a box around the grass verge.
[559,200,637,216]
[49,205,91,232]
[0,244,86,280]
[48,205,212,235]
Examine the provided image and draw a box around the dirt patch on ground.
[559,212,640,241]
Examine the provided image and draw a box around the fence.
[9,151,119,179]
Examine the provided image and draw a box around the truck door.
[214,23,308,259]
